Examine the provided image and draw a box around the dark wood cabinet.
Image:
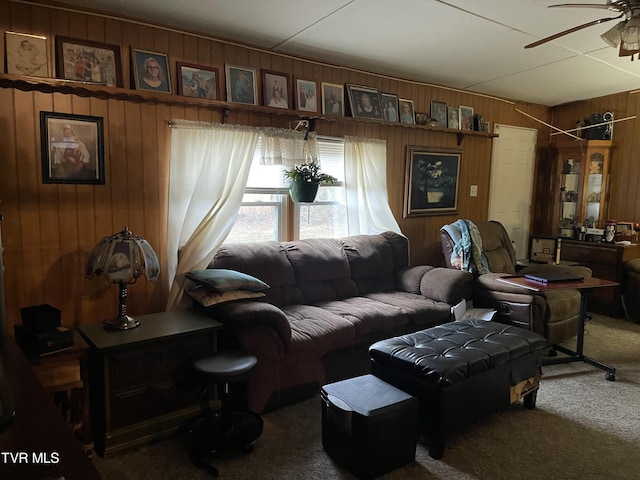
[560,239,640,317]
[532,140,612,238]
[78,310,222,456]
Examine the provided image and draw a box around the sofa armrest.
[420,267,473,304]
[203,301,292,349]
[396,265,435,294]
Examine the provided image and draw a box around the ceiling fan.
[524,1,640,58]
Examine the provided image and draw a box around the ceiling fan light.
[601,21,625,48]
[621,17,640,51]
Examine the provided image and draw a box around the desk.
[79,309,222,456]
[0,335,100,480]
[497,275,618,381]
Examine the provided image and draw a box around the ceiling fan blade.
[524,14,623,49]
[548,3,620,10]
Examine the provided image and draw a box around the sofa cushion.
[342,234,396,294]
[185,268,269,292]
[211,242,303,307]
[365,291,453,328]
[284,304,357,354]
[186,285,266,307]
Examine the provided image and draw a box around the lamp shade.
[85,227,160,330]
[601,21,625,48]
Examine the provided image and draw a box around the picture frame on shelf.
[321,82,344,116]
[447,107,460,129]
[346,84,383,119]
[40,111,105,185]
[176,62,221,100]
[380,93,399,122]
[225,64,258,105]
[459,105,474,130]
[131,48,171,93]
[398,98,415,124]
[430,101,447,128]
[404,145,461,217]
[5,31,50,77]
[56,36,122,86]
[295,77,319,112]
[262,69,291,109]
[474,114,489,132]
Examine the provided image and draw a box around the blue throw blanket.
[443,219,489,276]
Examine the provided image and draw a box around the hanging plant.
[284,162,338,202]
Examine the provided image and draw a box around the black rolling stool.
[189,351,264,478]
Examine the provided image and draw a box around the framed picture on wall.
[176,62,221,99]
[321,82,344,116]
[131,48,172,93]
[398,98,415,124]
[5,31,50,77]
[430,101,448,128]
[56,36,122,86]
[295,77,319,112]
[346,84,383,119]
[380,93,399,122]
[404,145,461,217]
[40,111,105,185]
[262,69,291,109]
[225,64,258,105]
[459,105,475,131]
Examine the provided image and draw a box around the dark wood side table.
[560,239,640,317]
[78,309,222,456]
[24,331,94,456]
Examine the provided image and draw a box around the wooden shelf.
[0,73,498,143]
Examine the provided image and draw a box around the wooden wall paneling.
[615,95,640,220]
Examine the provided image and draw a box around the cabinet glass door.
[584,152,604,228]
[558,155,581,237]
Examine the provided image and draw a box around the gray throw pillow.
[185,269,269,292]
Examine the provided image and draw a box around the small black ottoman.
[321,374,418,479]
[369,319,549,459]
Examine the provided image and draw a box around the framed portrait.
[448,107,460,129]
[430,101,448,128]
[475,114,489,132]
[459,105,475,131]
[404,146,461,217]
[262,70,291,109]
[398,99,415,124]
[176,62,221,100]
[321,82,344,116]
[346,84,383,119]
[225,64,258,105]
[380,93,399,122]
[56,36,122,87]
[40,111,105,185]
[295,77,319,112]
[5,31,49,77]
[131,48,172,93]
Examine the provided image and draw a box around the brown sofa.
[192,231,473,413]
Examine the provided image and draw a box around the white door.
[488,124,537,261]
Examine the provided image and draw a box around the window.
[225,136,346,243]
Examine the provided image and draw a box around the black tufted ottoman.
[369,319,549,459]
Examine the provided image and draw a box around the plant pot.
[289,181,320,203]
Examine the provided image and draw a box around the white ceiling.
[54,0,640,106]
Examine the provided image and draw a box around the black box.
[321,374,418,479]
[20,304,61,333]
[14,325,73,356]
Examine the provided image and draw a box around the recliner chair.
[440,220,592,345]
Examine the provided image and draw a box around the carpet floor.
[93,314,640,479]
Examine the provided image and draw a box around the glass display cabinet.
[555,140,612,238]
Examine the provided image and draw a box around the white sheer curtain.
[344,136,401,235]
[166,120,260,310]
[260,128,318,167]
